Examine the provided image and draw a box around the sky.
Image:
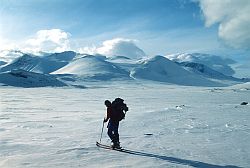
[0,0,250,68]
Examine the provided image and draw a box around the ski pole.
[99,119,105,143]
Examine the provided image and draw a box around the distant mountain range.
[0,51,248,87]
[0,51,76,74]
[0,69,66,87]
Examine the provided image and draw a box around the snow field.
[0,82,249,167]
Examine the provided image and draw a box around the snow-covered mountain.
[0,51,76,74]
[0,69,67,87]
[0,54,41,72]
[0,60,7,66]
[108,55,131,61]
[53,55,129,80]
[177,61,243,82]
[166,53,236,76]
[0,51,248,87]
[44,51,76,62]
[130,56,224,86]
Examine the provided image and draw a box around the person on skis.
[104,98,128,149]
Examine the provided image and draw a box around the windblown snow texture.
[0,82,249,167]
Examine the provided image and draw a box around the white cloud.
[0,34,18,51]
[24,29,71,53]
[78,45,97,55]
[198,0,250,50]
[0,41,17,51]
[80,38,146,59]
[0,50,24,63]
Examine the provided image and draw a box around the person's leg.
[107,121,114,142]
[113,122,120,146]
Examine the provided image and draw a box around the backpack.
[110,98,128,122]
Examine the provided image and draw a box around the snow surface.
[0,81,249,168]
[0,51,249,167]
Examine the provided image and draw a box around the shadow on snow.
[113,148,242,168]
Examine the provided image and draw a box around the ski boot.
[112,141,121,149]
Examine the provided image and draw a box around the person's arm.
[104,107,111,122]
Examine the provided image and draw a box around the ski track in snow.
[0,82,249,168]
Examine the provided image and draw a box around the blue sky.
[0,0,250,63]
[1,0,201,35]
[1,0,202,39]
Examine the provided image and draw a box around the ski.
[96,141,141,155]
[96,141,122,151]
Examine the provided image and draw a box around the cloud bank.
[198,0,250,50]
[0,50,24,63]
[80,38,146,59]
[1,29,146,61]
[24,29,71,53]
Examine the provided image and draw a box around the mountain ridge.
[0,51,247,87]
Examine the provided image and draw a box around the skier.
[104,98,128,149]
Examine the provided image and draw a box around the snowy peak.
[140,55,190,76]
[177,61,242,82]
[44,51,76,62]
[0,51,77,74]
[0,51,247,87]
[0,54,41,73]
[131,55,191,78]
[131,55,224,86]
[53,55,129,80]
[108,55,130,60]
[167,53,236,64]
[166,53,236,76]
